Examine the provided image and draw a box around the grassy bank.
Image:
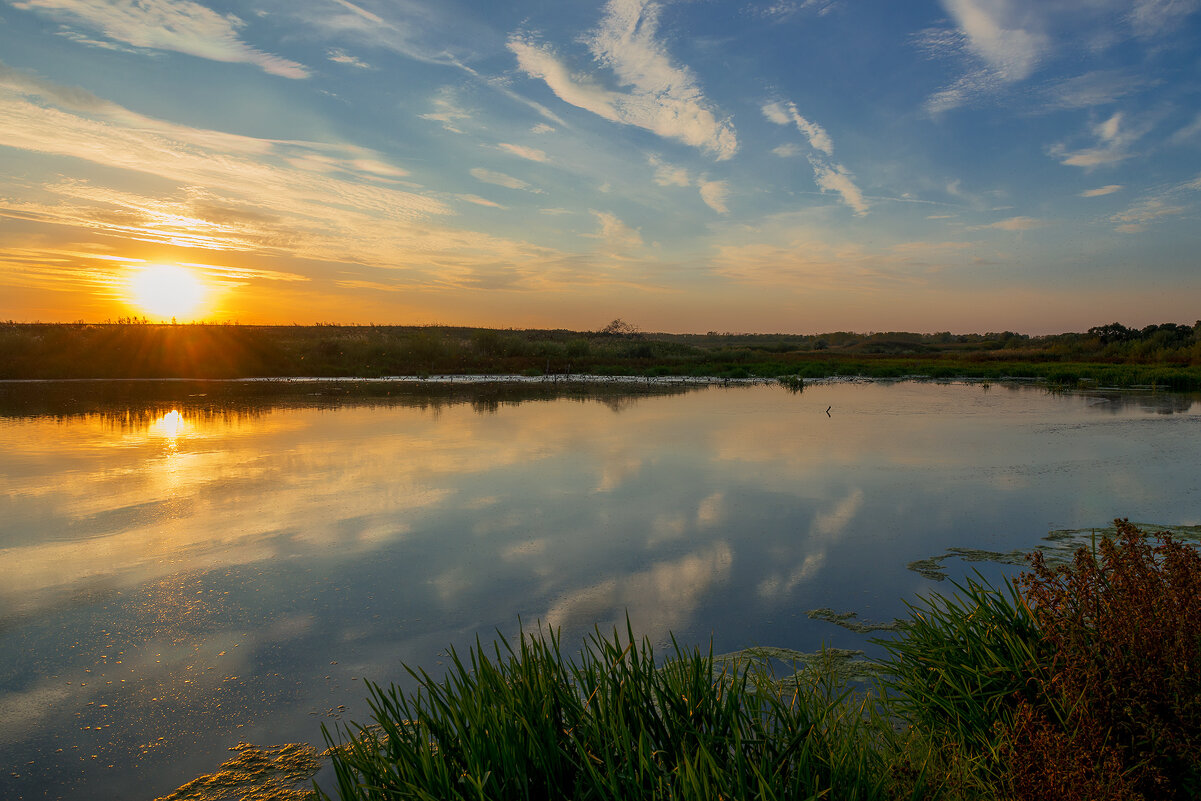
[4,321,1201,388]
[320,521,1201,800]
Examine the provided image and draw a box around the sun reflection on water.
[149,410,188,450]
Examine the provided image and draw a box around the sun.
[127,264,209,320]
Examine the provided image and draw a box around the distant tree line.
[1,319,1199,383]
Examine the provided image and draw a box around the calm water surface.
[1,379,1199,800]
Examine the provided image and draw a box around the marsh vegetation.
[4,319,1201,387]
[320,522,1201,800]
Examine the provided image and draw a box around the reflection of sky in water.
[1,382,1199,799]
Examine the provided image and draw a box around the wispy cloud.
[290,0,491,69]
[749,0,841,23]
[762,100,867,215]
[698,180,729,214]
[12,0,308,78]
[921,1,1199,113]
[0,70,584,292]
[943,0,1046,82]
[1080,185,1122,198]
[1109,175,1200,232]
[420,88,472,134]
[458,194,508,209]
[1040,70,1156,111]
[0,78,435,216]
[647,156,730,213]
[326,48,372,69]
[762,100,833,155]
[1129,0,1201,37]
[590,210,644,249]
[1171,112,1201,144]
[1050,111,1147,169]
[508,0,737,160]
[1112,199,1186,232]
[470,168,537,191]
[977,215,1043,231]
[809,160,867,215]
[919,0,1048,112]
[496,143,549,163]
[649,156,690,187]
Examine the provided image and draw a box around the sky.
[0,0,1198,334]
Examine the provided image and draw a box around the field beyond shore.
[3,320,1201,389]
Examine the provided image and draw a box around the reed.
[319,621,935,801]
[876,575,1047,790]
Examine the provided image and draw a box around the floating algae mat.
[907,522,1201,581]
[713,646,885,685]
[153,742,323,801]
[805,608,901,634]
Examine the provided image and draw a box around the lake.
[2,378,1199,800]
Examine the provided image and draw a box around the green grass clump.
[877,575,1047,796]
[320,622,933,801]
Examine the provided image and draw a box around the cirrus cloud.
[12,0,308,78]
[470,167,537,191]
[508,0,737,160]
[1080,185,1122,197]
[762,100,867,215]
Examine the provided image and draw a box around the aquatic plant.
[878,574,1045,787]
[154,742,322,801]
[777,374,805,392]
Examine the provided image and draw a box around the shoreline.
[0,373,1178,392]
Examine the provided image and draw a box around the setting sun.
[127,264,209,320]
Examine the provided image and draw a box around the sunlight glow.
[149,410,188,448]
[127,265,209,320]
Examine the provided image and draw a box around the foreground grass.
[321,625,935,801]
[4,322,1201,388]
[320,522,1201,800]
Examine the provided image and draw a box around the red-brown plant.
[1008,519,1201,800]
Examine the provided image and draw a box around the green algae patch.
[907,522,1201,581]
[806,607,901,633]
[714,645,885,685]
[153,742,322,801]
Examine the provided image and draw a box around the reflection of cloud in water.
[646,493,726,546]
[758,553,824,599]
[543,543,732,635]
[812,489,863,539]
[0,685,72,746]
[650,512,688,543]
[593,451,643,492]
[697,492,725,528]
[758,489,863,599]
[501,538,548,560]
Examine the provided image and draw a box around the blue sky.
[0,0,1198,333]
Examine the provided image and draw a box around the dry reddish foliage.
[1004,701,1136,801]
[1008,520,1201,800]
